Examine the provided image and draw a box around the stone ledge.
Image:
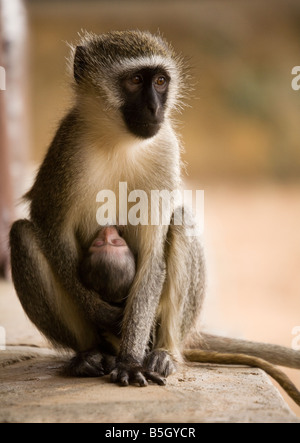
[0,347,299,423]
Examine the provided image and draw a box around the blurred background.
[0,0,300,416]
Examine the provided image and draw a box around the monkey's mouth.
[127,120,162,139]
[138,121,161,130]
[138,123,161,139]
[121,105,164,139]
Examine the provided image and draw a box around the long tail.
[199,333,300,369]
[184,349,300,407]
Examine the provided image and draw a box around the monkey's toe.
[63,350,116,377]
[144,350,177,378]
[110,360,166,387]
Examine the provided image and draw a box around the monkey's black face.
[120,67,170,139]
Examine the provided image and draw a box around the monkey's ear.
[74,46,87,84]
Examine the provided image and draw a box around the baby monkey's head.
[80,226,136,304]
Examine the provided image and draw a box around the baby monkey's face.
[89,226,128,255]
[81,226,136,305]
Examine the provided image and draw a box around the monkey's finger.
[145,371,166,386]
[146,354,159,372]
[110,368,119,383]
[163,361,171,378]
[119,371,130,386]
[133,371,148,387]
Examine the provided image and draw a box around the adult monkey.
[10,31,300,403]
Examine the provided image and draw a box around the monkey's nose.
[146,88,160,118]
[147,102,159,118]
[100,226,126,246]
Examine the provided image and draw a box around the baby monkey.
[80,226,136,306]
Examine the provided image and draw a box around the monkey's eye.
[111,238,126,246]
[156,76,166,86]
[123,74,143,92]
[154,75,168,92]
[131,75,143,85]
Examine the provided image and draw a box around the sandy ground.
[1,347,298,423]
[1,181,300,418]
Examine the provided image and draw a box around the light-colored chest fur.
[69,127,181,251]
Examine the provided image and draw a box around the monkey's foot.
[144,350,177,377]
[63,350,116,377]
[110,356,166,387]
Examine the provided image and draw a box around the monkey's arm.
[110,248,167,386]
[15,219,122,335]
[25,118,123,334]
[47,233,123,334]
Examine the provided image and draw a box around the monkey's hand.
[144,350,177,378]
[110,355,167,387]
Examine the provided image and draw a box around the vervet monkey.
[10,30,300,405]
